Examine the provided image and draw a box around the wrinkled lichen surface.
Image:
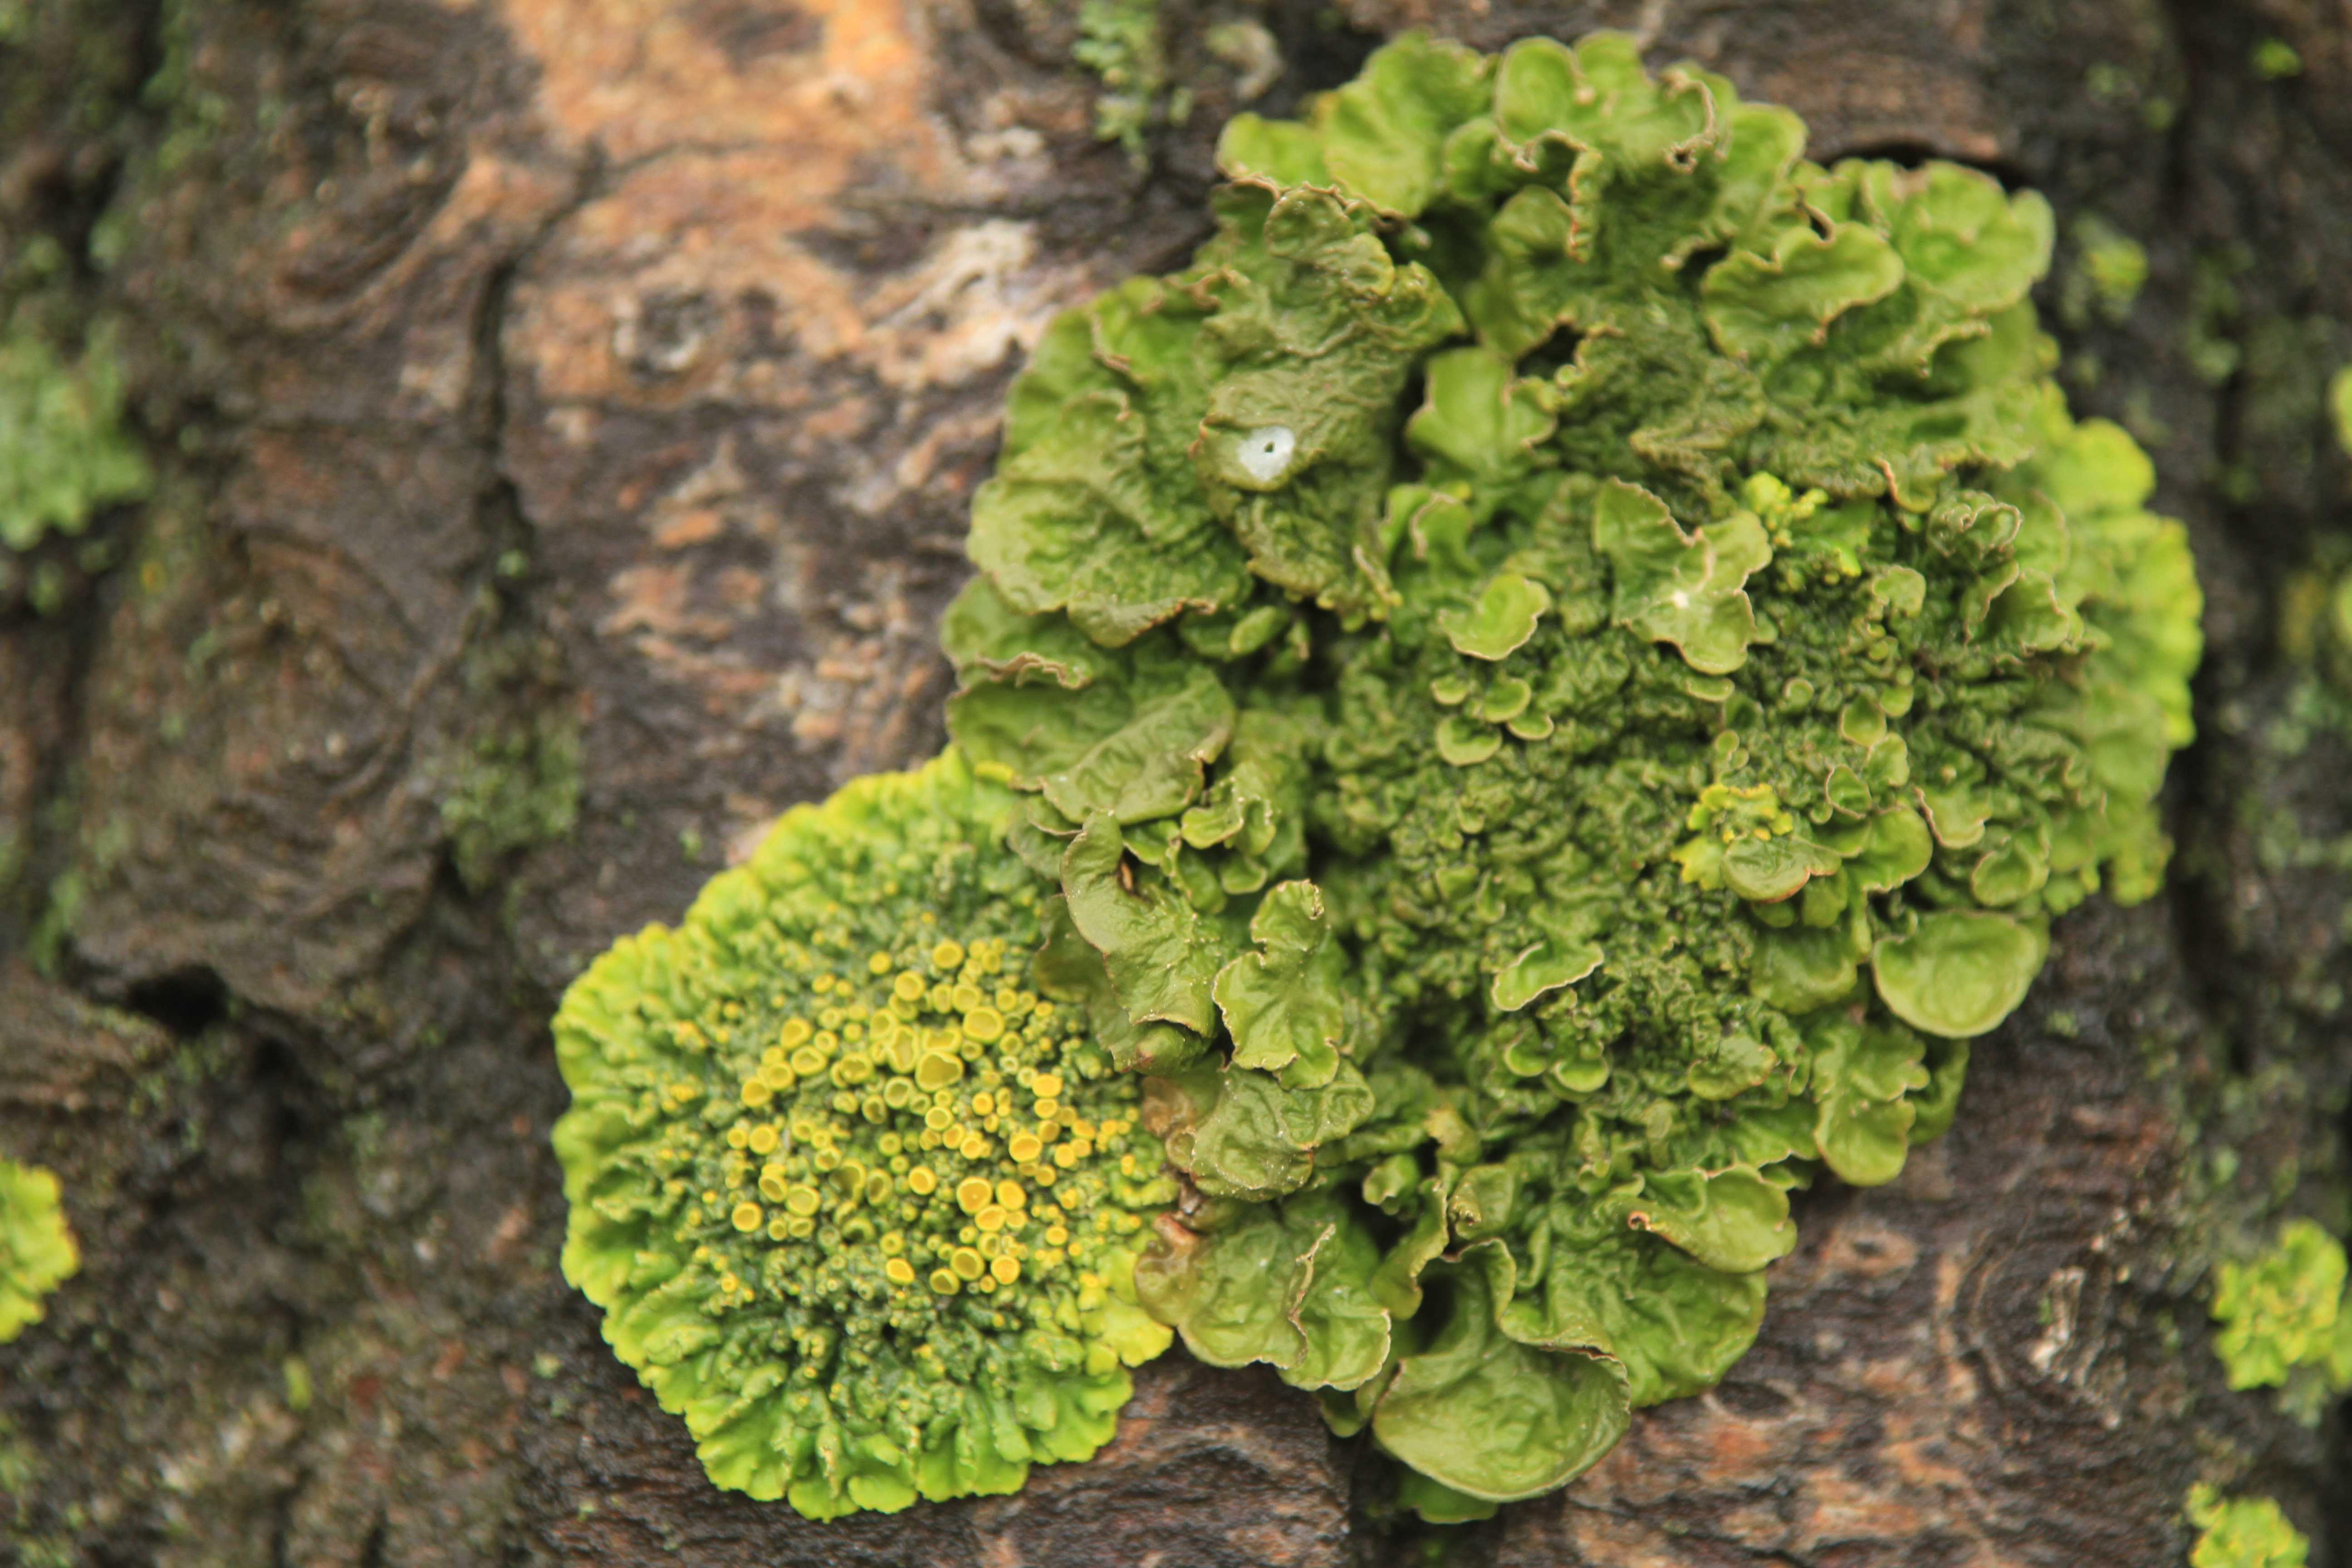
[552,29,2202,1517]
[15,0,2352,1562]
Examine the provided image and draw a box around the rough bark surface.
[3,0,2349,1564]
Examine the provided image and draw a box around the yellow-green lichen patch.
[2249,38,2303,81]
[2187,1485,2309,1568]
[551,28,2208,1526]
[551,752,1173,1518]
[2059,215,2149,329]
[0,324,148,556]
[1074,0,1169,162]
[946,29,2204,1516]
[0,1158,79,1343]
[2210,1219,2352,1398]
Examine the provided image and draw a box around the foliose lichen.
[2209,1218,2352,1400]
[0,1158,78,1344]
[552,755,1173,1515]
[1074,0,1173,163]
[553,29,2203,1518]
[2059,215,2148,330]
[942,29,2198,1506]
[2186,1484,2311,1568]
[0,323,148,555]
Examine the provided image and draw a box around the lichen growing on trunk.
[552,755,1173,1516]
[549,26,2203,1524]
[0,1159,77,1344]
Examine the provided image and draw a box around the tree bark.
[3,0,2347,1563]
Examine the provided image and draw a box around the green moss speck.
[432,618,583,893]
[143,0,230,180]
[2250,38,2303,82]
[25,866,85,977]
[2186,248,2250,387]
[0,1410,77,1567]
[0,1416,32,1502]
[440,712,581,892]
[2084,62,2133,103]
[281,1356,313,1413]
[2059,216,2148,329]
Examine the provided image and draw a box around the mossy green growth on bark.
[0,1159,78,1343]
[0,323,147,555]
[555,29,2205,1520]
[945,29,2200,1510]
[2058,215,2148,329]
[433,616,584,895]
[0,1410,76,1567]
[438,712,581,892]
[1074,0,1170,161]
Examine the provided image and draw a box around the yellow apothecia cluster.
[553,755,1173,1518]
[663,931,1155,1323]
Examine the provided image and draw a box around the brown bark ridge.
[2,0,2348,1563]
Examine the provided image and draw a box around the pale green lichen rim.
[551,753,1172,1518]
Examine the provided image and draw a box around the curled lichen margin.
[0,1157,79,1344]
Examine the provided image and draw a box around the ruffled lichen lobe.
[941,29,2204,1510]
[2209,1218,2352,1413]
[551,754,1172,1518]
[2187,1484,2311,1568]
[0,1158,78,1343]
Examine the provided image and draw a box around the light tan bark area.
[489,0,1202,992]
